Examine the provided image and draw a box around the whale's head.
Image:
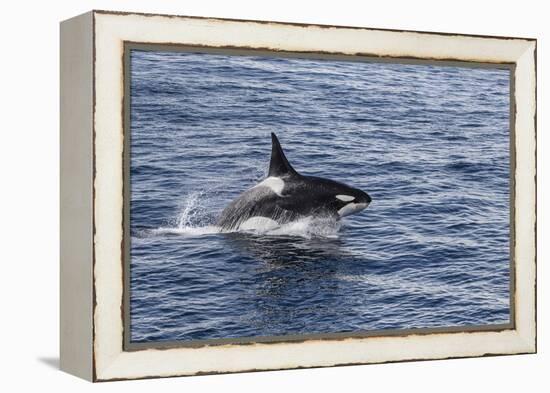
[301,177,372,218]
[334,185,372,217]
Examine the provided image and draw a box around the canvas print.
[128,48,511,345]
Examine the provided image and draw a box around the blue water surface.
[129,50,511,343]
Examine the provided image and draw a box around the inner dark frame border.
[122,41,517,351]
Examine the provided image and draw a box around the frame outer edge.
[60,11,95,382]
[513,41,537,352]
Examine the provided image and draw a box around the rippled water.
[129,50,511,343]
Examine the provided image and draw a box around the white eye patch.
[336,194,355,202]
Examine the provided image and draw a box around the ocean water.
[129,50,511,343]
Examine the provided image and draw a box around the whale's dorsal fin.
[269,133,299,177]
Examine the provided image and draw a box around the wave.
[151,192,342,239]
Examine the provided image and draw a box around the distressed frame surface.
[60,10,537,382]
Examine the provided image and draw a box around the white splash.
[152,192,342,239]
[153,191,219,237]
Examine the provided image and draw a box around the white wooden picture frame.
[60,10,536,382]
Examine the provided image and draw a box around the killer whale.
[217,133,372,231]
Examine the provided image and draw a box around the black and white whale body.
[217,133,372,231]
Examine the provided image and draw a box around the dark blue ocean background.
[129,50,511,343]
